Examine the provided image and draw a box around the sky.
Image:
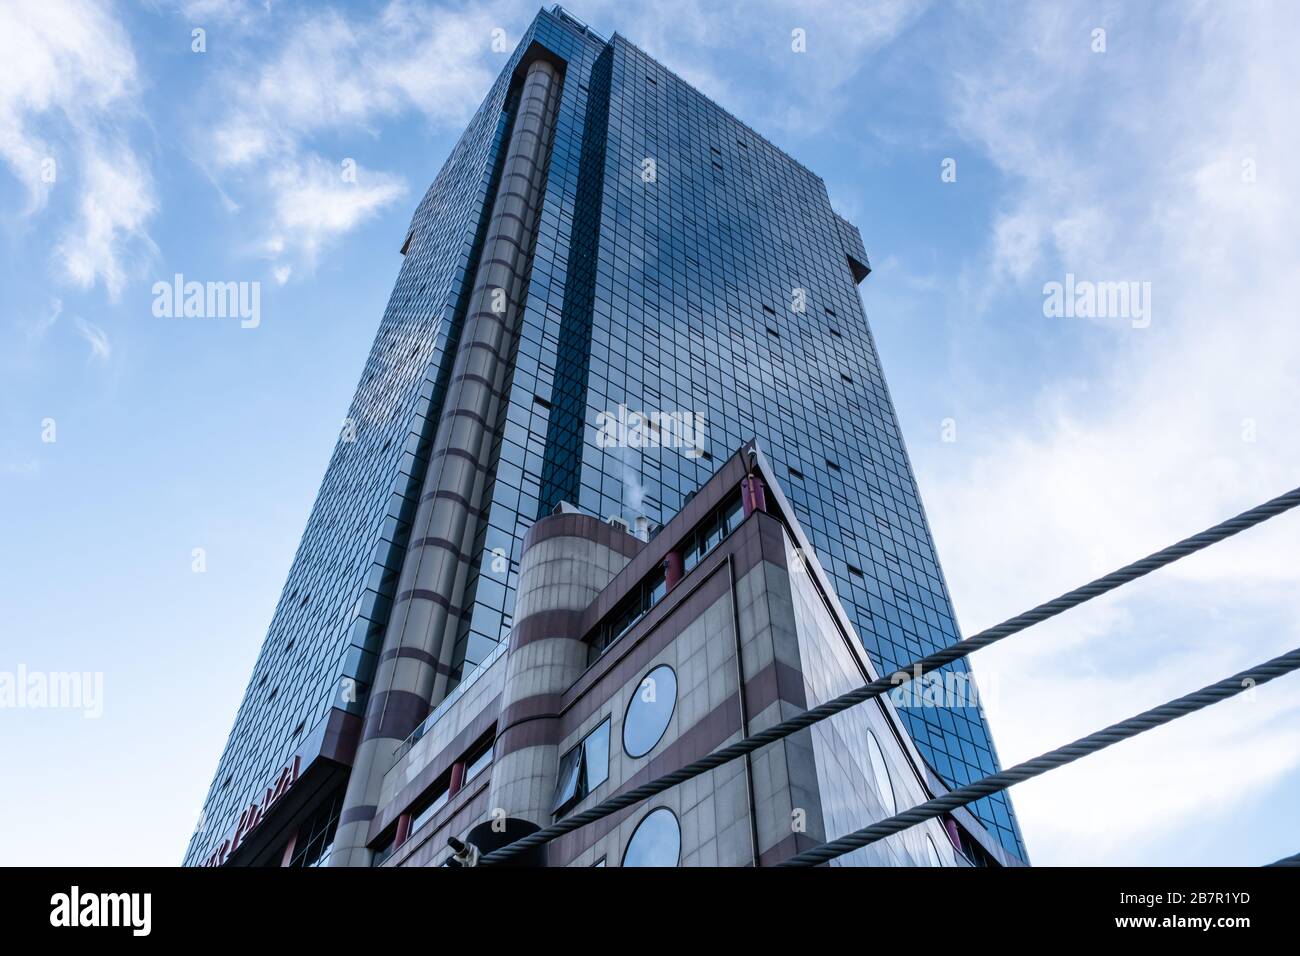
[1,0,1298,867]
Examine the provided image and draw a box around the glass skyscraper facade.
[185,5,1025,867]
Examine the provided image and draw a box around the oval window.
[622,807,681,867]
[623,664,677,758]
[866,730,897,815]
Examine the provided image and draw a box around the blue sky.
[2,0,1298,866]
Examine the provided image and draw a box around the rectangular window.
[410,783,450,835]
[464,742,494,783]
[723,496,745,535]
[702,512,723,554]
[371,834,396,867]
[646,565,667,607]
[552,718,611,815]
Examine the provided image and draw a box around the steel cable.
[478,486,1300,865]
[781,647,1300,866]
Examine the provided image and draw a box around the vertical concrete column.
[483,515,638,856]
[330,58,562,867]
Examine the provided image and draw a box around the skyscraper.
[184,5,1026,868]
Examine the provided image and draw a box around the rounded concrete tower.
[482,513,641,860]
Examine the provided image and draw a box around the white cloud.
[262,156,407,277]
[0,0,154,298]
[26,299,63,340]
[56,142,157,297]
[582,0,930,136]
[199,0,506,277]
[73,316,111,363]
[172,0,270,24]
[196,0,929,278]
[912,1,1300,863]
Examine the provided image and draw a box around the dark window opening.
[553,719,611,815]
[463,738,495,783]
[587,493,743,661]
[290,789,343,868]
[408,778,450,838]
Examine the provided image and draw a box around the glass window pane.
[621,807,681,867]
[623,664,677,758]
[411,786,449,834]
[703,514,723,553]
[554,718,610,814]
[465,742,494,782]
[723,496,745,535]
[552,743,582,812]
[582,718,610,792]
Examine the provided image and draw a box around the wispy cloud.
[197,0,507,279]
[583,0,930,136]
[171,0,272,25]
[56,141,157,297]
[910,0,1300,863]
[0,0,155,298]
[192,0,929,279]
[262,156,406,283]
[73,316,111,363]
[26,299,63,341]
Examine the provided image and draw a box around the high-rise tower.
[184,5,1026,868]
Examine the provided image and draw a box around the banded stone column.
[330,58,562,867]
[484,514,639,854]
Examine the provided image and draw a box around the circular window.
[925,834,943,867]
[622,664,677,758]
[866,730,897,815]
[621,807,681,867]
